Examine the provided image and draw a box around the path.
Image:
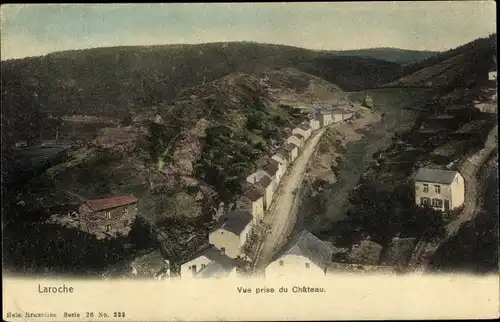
[253,128,327,271]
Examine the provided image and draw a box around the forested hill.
[324,47,439,65]
[383,34,497,89]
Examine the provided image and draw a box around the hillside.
[324,48,439,65]
[1,41,404,149]
[14,68,348,223]
[383,34,497,89]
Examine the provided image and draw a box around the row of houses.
[179,105,355,279]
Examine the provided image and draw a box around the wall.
[287,136,303,149]
[239,223,253,248]
[264,254,325,278]
[252,198,264,223]
[180,255,213,279]
[79,203,138,239]
[263,183,275,211]
[209,229,241,258]
[450,173,465,209]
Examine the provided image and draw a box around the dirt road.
[253,128,327,271]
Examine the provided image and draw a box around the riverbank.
[296,89,427,237]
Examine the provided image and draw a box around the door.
[444,200,450,212]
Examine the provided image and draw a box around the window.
[305,263,310,269]
[432,198,443,208]
[423,184,429,192]
[420,197,430,206]
[124,208,128,215]
[124,220,128,227]
[105,212,111,219]
[279,261,284,267]
[105,225,111,232]
[201,264,206,269]
[434,185,441,194]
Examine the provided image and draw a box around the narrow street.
[253,127,327,271]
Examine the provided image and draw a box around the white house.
[209,211,253,259]
[235,188,265,223]
[286,134,303,149]
[265,230,333,278]
[414,167,465,212]
[293,123,312,141]
[246,169,271,185]
[180,246,237,279]
[271,150,289,175]
[262,158,286,186]
[330,108,355,123]
[283,143,299,163]
[489,70,497,81]
[255,175,274,211]
[314,109,334,127]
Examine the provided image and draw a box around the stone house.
[180,245,237,279]
[265,230,333,278]
[293,123,312,141]
[283,143,299,163]
[209,211,253,259]
[78,195,138,239]
[414,167,465,212]
[271,149,289,176]
[235,188,265,224]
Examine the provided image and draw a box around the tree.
[362,94,374,109]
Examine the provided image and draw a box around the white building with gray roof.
[209,211,254,259]
[414,167,465,212]
[265,230,333,278]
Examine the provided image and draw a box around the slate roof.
[85,195,138,212]
[262,162,279,176]
[196,261,235,278]
[186,245,237,268]
[242,187,264,202]
[275,149,289,161]
[257,175,272,188]
[212,211,253,235]
[277,230,333,270]
[283,143,298,152]
[414,168,458,184]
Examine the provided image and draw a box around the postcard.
[1,2,498,321]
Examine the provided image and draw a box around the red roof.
[85,195,138,212]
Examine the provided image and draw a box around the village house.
[180,245,238,279]
[235,187,265,223]
[283,143,299,163]
[414,167,465,212]
[265,230,333,278]
[286,134,303,149]
[317,111,333,127]
[293,122,312,141]
[262,160,281,190]
[245,169,271,185]
[309,117,321,131]
[330,108,355,123]
[209,210,253,259]
[78,195,138,239]
[255,175,274,211]
[488,70,497,81]
[271,150,288,178]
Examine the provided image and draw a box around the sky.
[0,2,496,60]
